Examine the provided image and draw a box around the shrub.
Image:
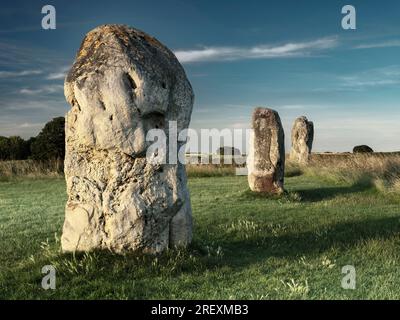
[0,136,10,160]
[9,136,30,160]
[0,136,30,160]
[216,146,241,156]
[353,145,374,153]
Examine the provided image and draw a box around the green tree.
[0,136,10,160]
[31,117,65,160]
[8,136,28,160]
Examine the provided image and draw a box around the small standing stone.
[247,107,285,194]
[290,116,314,164]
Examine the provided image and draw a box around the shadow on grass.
[14,215,400,299]
[294,183,371,202]
[215,215,400,269]
[240,180,374,203]
[285,168,303,178]
[53,214,400,271]
[240,189,285,200]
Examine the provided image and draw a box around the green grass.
[1,173,400,299]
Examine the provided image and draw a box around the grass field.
[1,167,400,300]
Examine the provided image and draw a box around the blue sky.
[1,0,400,152]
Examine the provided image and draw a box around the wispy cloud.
[0,20,97,34]
[279,104,306,110]
[0,97,68,138]
[46,66,70,80]
[354,40,400,49]
[19,84,64,95]
[0,41,69,68]
[19,122,44,129]
[46,73,66,80]
[0,98,66,113]
[174,37,339,63]
[231,122,250,129]
[0,69,43,78]
[339,65,400,89]
[0,120,45,139]
[310,65,400,92]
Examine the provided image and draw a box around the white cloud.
[354,40,400,49]
[0,96,68,114]
[19,122,43,128]
[174,37,339,63]
[231,122,250,129]
[279,105,306,110]
[0,97,68,138]
[339,65,400,89]
[0,41,69,69]
[19,85,63,95]
[0,69,42,78]
[46,66,70,80]
[310,115,400,152]
[46,72,66,80]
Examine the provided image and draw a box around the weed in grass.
[281,279,310,297]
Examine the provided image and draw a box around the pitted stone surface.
[290,116,314,164]
[247,107,285,194]
[61,25,194,253]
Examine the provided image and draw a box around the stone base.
[248,173,284,194]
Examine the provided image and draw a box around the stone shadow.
[294,183,372,202]
[215,215,400,270]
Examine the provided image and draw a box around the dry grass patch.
[0,159,63,180]
[294,153,400,193]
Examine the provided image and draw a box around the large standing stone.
[247,107,285,194]
[61,25,194,253]
[290,116,314,163]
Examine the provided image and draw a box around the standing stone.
[61,25,194,253]
[290,116,314,164]
[247,107,285,194]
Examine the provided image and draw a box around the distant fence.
[185,154,247,166]
[310,152,400,162]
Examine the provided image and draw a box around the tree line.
[0,117,65,161]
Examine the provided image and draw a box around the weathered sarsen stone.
[290,116,314,163]
[247,107,285,194]
[61,25,194,253]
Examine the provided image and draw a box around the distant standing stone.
[61,25,194,253]
[247,107,285,194]
[290,116,314,163]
